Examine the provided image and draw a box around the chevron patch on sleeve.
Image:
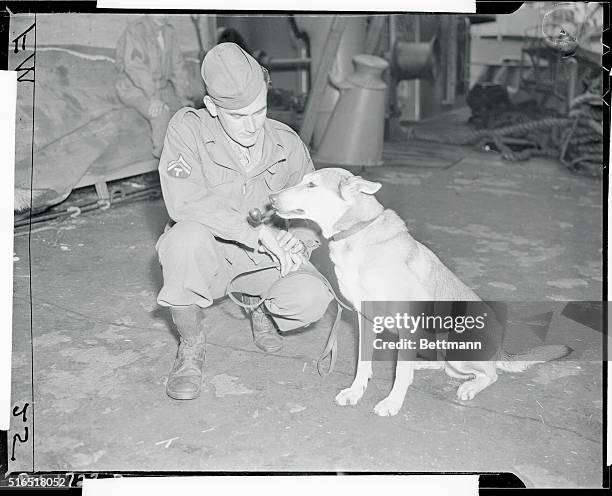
[167,154,192,178]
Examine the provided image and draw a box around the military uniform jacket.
[159,107,319,251]
[115,17,189,100]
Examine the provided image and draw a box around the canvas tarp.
[14,46,203,212]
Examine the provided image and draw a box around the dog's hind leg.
[413,361,445,371]
[451,361,497,401]
[335,305,373,406]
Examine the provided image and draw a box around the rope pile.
[413,85,603,178]
[560,91,603,176]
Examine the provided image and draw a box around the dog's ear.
[338,176,382,200]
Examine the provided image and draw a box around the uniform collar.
[141,17,168,39]
[197,109,288,174]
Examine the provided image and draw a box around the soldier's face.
[215,85,268,147]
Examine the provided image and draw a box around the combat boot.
[166,305,206,400]
[243,295,283,353]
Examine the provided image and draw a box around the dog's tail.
[496,344,573,373]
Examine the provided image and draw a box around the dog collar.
[330,212,384,242]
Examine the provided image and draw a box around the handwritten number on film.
[9,20,35,465]
[12,22,35,82]
[11,403,29,461]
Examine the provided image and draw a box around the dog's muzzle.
[268,193,304,217]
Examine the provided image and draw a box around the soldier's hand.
[276,230,307,268]
[258,226,301,277]
[149,99,169,118]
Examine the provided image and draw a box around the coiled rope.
[413,89,603,177]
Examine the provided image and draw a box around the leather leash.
[226,261,356,376]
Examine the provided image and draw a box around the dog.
[269,168,572,416]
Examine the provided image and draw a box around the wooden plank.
[74,159,158,189]
[439,16,450,103]
[445,16,458,105]
[381,140,467,168]
[299,16,348,147]
[313,140,467,170]
[364,15,387,55]
[94,181,110,200]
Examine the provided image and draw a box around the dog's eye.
[306,182,317,188]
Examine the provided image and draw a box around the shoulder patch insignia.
[167,154,192,178]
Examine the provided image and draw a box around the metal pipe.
[261,57,312,71]
[14,186,161,229]
[298,46,310,94]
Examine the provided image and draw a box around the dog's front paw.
[373,396,402,416]
[335,385,366,406]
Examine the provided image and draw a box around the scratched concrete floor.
[10,144,603,487]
